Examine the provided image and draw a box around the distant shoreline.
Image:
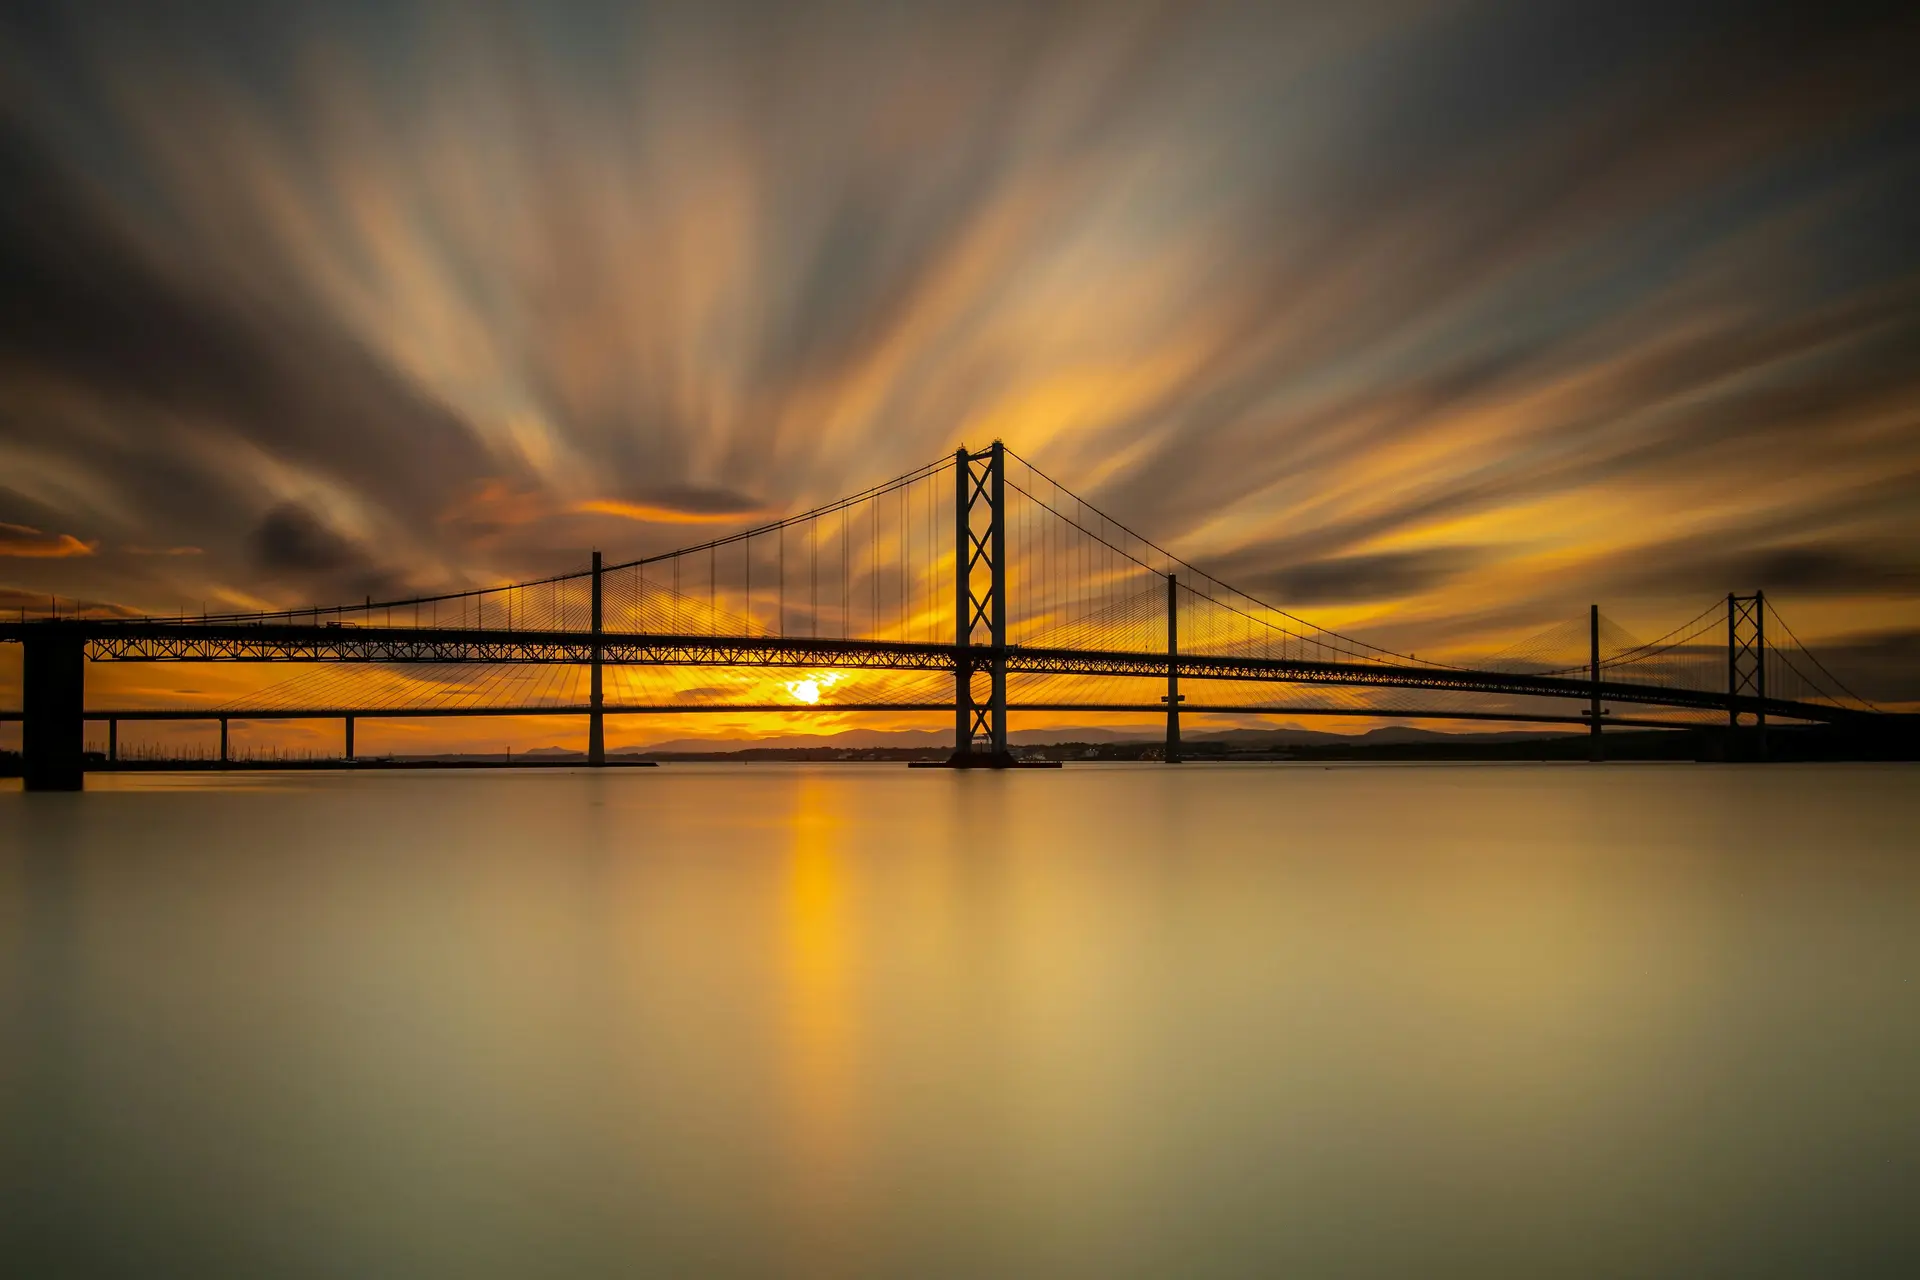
[5,721,1913,774]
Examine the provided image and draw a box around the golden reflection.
[780,776,861,1259]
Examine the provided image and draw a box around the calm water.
[3,763,1917,1277]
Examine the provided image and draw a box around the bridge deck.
[0,619,1862,725]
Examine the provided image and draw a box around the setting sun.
[784,673,844,705]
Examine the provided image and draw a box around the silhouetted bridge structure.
[3,444,1886,788]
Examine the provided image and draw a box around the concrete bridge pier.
[23,627,86,791]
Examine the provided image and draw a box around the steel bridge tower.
[1728,591,1766,755]
[948,442,1012,765]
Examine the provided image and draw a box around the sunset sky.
[2,0,1916,752]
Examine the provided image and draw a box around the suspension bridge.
[2,444,1888,789]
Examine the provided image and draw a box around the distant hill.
[615,724,1157,754]
[467,722,1566,760]
[1184,725,1564,748]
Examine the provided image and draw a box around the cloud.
[1614,542,1920,599]
[0,585,136,617]
[251,504,359,576]
[0,521,95,557]
[578,500,750,525]
[0,0,1913,705]
[248,502,405,600]
[1225,547,1487,606]
[577,483,767,525]
[1805,629,1920,705]
[0,109,500,582]
[672,686,737,703]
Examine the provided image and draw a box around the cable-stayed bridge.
[3,443,1887,789]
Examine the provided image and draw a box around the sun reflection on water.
[779,776,862,1268]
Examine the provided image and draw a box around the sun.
[783,672,844,704]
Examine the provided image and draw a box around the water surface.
[4,764,1917,1276]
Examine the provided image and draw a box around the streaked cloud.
[0,0,1915,729]
[577,482,768,525]
[0,521,95,558]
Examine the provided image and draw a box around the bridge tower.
[950,442,1011,766]
[1727,591,1765,756]
[22,624,86,791]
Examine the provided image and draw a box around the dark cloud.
[0,585,138,619]
[251,505,358,576]
[1806,630,1920,704]
[629,484,765,518]
[1065,3,1920,545]
[0,114,496,549]
[1224,548,1486,607]
[249,503,404,600]
[1613,542,1920,599]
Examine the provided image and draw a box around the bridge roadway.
[3,617,1860,726]
[0,704,1750,732]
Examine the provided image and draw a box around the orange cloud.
[576,499,761,525]
[439,479,558,528]
[0,522,97,557]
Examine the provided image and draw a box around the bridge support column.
[108,717,117,765]
[589,550,605,766]
[1588,604,1603,762]
[344,715,355,762]
[23,627,85,791]
[1165,573,1182,763]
